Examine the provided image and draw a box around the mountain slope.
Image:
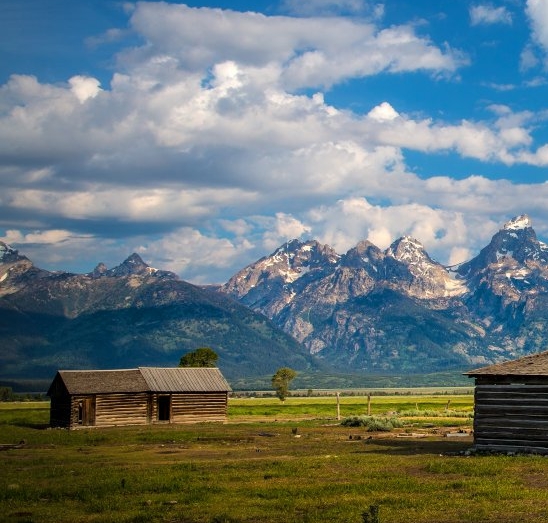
[0,246,319,384]
[220,215,548,373]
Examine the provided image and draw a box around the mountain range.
[2,214,548,391]
[220,215,548,374]
[0,245,318,390]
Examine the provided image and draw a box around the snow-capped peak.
[503,214,531,231]
[387,236,427,262]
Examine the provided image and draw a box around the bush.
[398,409,473,418]
[341,415,403,431]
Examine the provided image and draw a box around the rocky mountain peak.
[386,236,429,264]
[273,239,339,269]
[89,262,108,278]
[503,214,531,231]
[458,215,547,281]
[0,242,28,264]
[107,253,154,277]
[226,239,338,293]
[341,240,384,269]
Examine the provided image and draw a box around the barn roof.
[466,350,548,377]
[48,367,231,395]
[140,367,231,392]
[52,369,148,394]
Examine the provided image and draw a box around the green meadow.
[2,395,548,523]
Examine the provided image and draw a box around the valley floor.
[1,398,547,523]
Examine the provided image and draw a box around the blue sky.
[2,0,548,282]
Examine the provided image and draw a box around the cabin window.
[158,395,171,421]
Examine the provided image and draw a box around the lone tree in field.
[179,347,219,367]
[272,367,297,402]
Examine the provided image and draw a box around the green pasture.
[2,396,548,523]
[228,394,474,421]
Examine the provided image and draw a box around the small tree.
[271,367,297,402]
[0,387,13,401]
[179,347,219,367]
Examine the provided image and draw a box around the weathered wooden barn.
[47,367,231,429]
[466,350,548,453]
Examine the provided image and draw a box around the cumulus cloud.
[367,102,399,122]
[527,0,548,50]
[262,213,312,251]
[126,3,465,90]
[136,228,255,284]
[306,198,471,261]
[1,229,77,245]
[68,76,102,102]
[2,3,548,282]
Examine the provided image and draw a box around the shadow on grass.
[4,420,51,430]
[352,435,473,456]
[17,422,50,430]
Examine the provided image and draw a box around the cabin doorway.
[78,397,96,426]
[157,395,171,421]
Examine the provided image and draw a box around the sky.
[3,0,548,283]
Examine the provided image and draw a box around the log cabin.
[466,350,548,454]
[47,367,231,429]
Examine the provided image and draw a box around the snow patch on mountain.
[503,214,531,231]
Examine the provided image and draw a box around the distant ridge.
[0,246,320,385]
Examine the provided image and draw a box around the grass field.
[1,396,548,523]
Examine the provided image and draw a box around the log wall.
[94,393,149,428]
[65,392,228,429]
[474,383,548,453]
[69,393,149,429]
[171,392,227,423]
[149,392,228,424]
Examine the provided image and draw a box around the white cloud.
[448,246,472,266]
[137,228,254,284]
[305,198,483,264]
[6,186,257,223]
[262,213,312,250]
[0,229,76,245]
[527,0,548,50]
[127,3,464,90]
[68,76,102,103]
[367,102,399,122]
[3,3,548,283]
[470,5,512,26]
[358,104,538,164]
[219,219,254,237]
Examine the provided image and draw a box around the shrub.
[398,409,473,418]
[341,415,403,431]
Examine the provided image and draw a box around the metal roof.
[140,367,232,392]
[50,367,231,395]
[466,350,548,377]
